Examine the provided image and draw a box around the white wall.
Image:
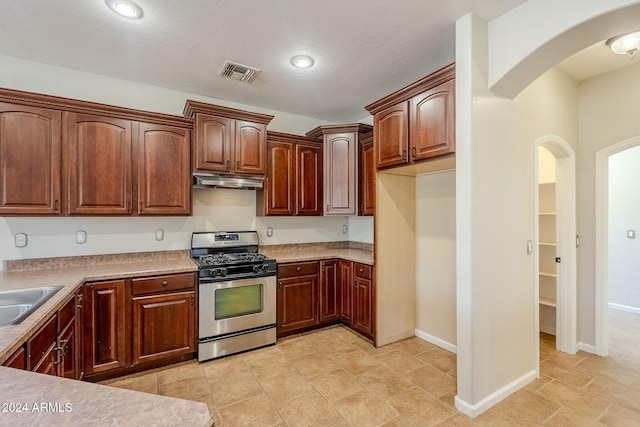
[416,171,456,348]
[0,55,372,267]
[608,143,640,309]
[538,147,556,184]
[456,12,579,415]
[578,62,640,343]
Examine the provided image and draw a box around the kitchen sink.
[0,286,63,327]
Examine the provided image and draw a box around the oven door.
[199,275,276,339]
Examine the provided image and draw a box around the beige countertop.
[0,251,197,364]
[260,244,374,265]
[0,366,212,426]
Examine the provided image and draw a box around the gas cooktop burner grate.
[197,252,269,266]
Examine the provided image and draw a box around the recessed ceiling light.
[105,0,143,19]
[290,55,315,69]
[606,30,640,59]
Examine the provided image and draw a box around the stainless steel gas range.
[190,231,277,362]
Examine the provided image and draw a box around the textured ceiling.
[0,0,529,122]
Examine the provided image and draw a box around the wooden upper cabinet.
[257,132,322,217]
[297,143,323,216]
[184,100,273,176]
[365,63,455,170]
[358,133,375,216]
[263,140,295,216]
[411,79,455,161]
[0,103,61,214]
[235,120,267,175]
[137,122,191,215]
[65,112,133,215]
[374,102,409,169]
[194,114,233,173]
[306,124,372,216]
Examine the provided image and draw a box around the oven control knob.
[219,267,228,276]
[253,264,268,273]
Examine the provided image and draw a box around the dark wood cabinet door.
[66,113,133,215]
[137,122,191,215]
[359,138,375,216]
[277,273,318,335]
[3,345,26,370]
[58,294,81,379]
[319,260,340,323]
[83,280,127,375]
[410,79,455,161]
[0,103,61,214]
[194,114,233,173]
[265,141,295,216]
[339,260,353,324]
[132,291,195,365]
[235,120,266,175]
[297,143,323,216]
[374,102,409,169]
[31,343,58,376]
[324,132,357,215]
[353,277,373,337]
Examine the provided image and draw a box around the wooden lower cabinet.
[352,263,374,337]
[277,262,319,337]
[132,291,195,364]
[339,260,354,324]
[83,280,127,375]
[83,272,196,380]
[319,260,340,323]
[3,345,26,370]
[276,259,374,340]
[3,293,83,379]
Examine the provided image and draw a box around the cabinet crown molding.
[0,87,191,128]
[305,123,373,139]
[364,63,455,115]
[183,99,274,124]
[267,131,323,146]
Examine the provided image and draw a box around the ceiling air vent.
[220,61,260,83]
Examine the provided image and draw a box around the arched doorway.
[534,136,577,376]
[594,135,640,355]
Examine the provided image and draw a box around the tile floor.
[102,309,640,426]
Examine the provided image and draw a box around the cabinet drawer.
[28,314,57,369]
[58,294,76,329]
[354,263,372,280]
[278,262,318,278]
[131,273,195,296]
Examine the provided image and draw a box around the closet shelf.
[539,297,557,308]
[539,270,556,278]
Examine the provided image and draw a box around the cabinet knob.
[359,268,364,273]
[296,266,302,272]
[161,280,168,287]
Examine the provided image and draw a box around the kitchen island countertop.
[0,366,212,426]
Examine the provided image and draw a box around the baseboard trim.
[577,341,597,354]
[414,329,457,354]
[454,370,536,418]
[376,329,415,347]
[539,324,556,335]
[608,302,640,314]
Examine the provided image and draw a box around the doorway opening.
[534,136,577,369]
[595,135,640,356]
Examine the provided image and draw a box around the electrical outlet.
[266,227,273,237]
[155,229,164,241]
[342,225,348,234]
[75,230,86,244]
[15,233,27,248]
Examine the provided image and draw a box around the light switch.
[75,230,86,244]
[628,230,636,239]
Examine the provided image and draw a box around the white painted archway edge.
[594,135,640,356]
[534,136,578,362]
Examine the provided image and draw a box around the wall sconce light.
[606,30,640,59]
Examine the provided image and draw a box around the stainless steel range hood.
[193,173,264,190]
